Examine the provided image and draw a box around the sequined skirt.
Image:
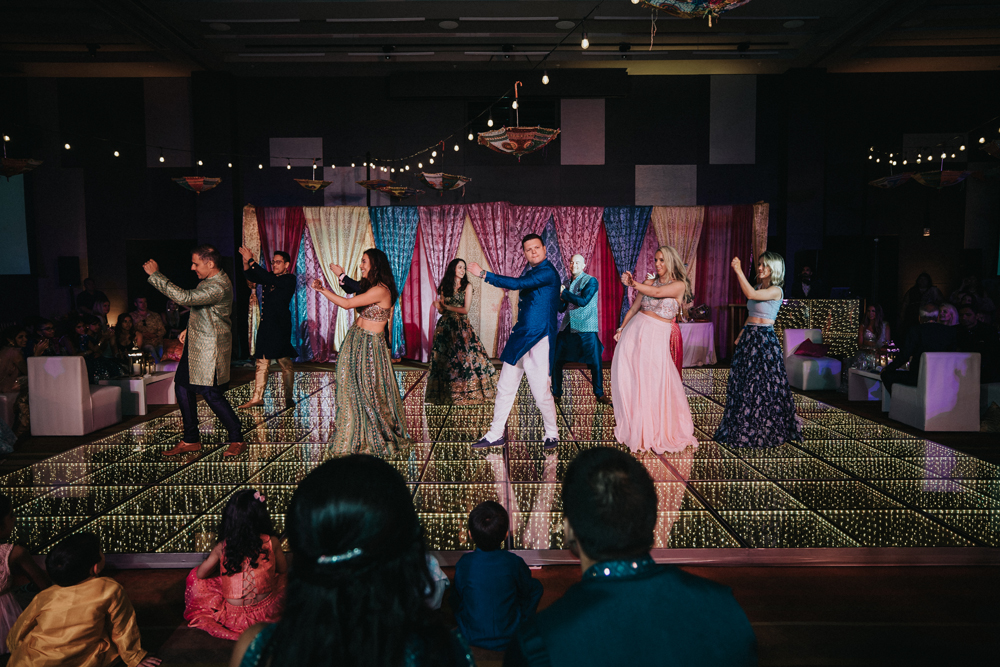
[328,326,409,459]
[426,313,498,405]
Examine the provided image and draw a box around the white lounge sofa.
[783,328,842,391]
[28,356,122,436]
[888,352,980,432]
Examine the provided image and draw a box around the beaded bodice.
[640,280,680,321]
[861,324,887,350]
[358,303,391,322]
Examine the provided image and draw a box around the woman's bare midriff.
[226,592,270,607]
[356,316,389,332]
[745,316,775,325]
[639,310,676,324]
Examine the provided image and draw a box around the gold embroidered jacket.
[147,270,233,385]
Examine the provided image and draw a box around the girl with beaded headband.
[715,251,802,448]
[311,248,409,458]
[230,455,474,667]
[184,489,287,640]
[611,245,698,454]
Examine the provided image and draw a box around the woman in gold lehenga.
[310,248,408,458]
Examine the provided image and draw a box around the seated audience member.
[0,492,53,655]
[163,299,190,339]
[452,501,543,651]
[75,278,108,317]
[939,303,959,327]
[130,297,166,362]
[788,264,829,299]
[95,299,112,328]
[958,305,1000,383]
[951,274,996,323]
[114,313,143,359]
[32,319,69,356]
[880,304,958,395]
[1,327,40,438]
[504,447,757,667]
[84,316,124,382]
[899,272,945,340]
[230,455,474,667]
[6,532,161,667]
[185,489,287,640]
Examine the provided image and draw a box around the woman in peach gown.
[611,245,698,454]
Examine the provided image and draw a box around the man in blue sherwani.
[552,254,611,405]
[468,234,561,449]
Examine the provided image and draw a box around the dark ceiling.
[2,0,999,77]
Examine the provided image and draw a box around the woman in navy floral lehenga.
[714,252,802,448]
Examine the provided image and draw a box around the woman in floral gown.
[426,258,498,405]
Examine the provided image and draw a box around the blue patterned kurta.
[484,259,561,370]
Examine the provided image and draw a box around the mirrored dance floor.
[3,369,999,562]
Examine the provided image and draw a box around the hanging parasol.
[911,170,972,189]
[1,158,43,180]
[295,178,332,192]
[637,0,755,25]
[378,185,424,199]
[172,176,221,193]
[357,179,397,191]
[478,126,560,157]
[980,139,1000,159]
[419,171,471,195]
[868,173,913,189]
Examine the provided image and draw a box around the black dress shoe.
[552,394,562,404]
[543,438,559,450]
[471,435,506,449]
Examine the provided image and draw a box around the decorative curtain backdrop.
[752,201,769,261]
[297,227,339,362]
[242,205,262,357]
[256,206,307,270]
[591,225,623,361]
[369,206,420,358]
[418,205,468,290]
[401,230,434,362]
[632,226,659,308]
[455,217,497,355]
[551,206,604,273]
[603,206,652,322]
[289,234,311,359]
[303,206,375,351]
[651,206,706,290]
[467,202,551,356]
[729,206,755,319]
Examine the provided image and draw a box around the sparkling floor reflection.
[3,369,999,554]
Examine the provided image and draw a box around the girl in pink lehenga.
[0,493,52,655]
[184,489,287,640]
[611,245,698,454]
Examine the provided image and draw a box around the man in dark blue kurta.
[552,254,610,404]
[503,447,758,667]
[468,234,561,449]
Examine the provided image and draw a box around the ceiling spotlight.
[542,70,549,85]
[64,143,71,150]
[454,144,459,151]
[113,150,119,157]
[581,31,589,50]
[432,150,437,157]
[197,160,203,166]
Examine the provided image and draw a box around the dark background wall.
[2,69,997,351]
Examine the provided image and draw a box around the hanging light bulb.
[113,150,120,157]
[959,145,966,152]
[405,165,410,170]
[351,162,355,167]
[159,150,165,163]
[64,143,71,150]
[432,150,437,157]
[228,162,232,168]
[917,158,922,163]
[468,132,474,141]
[418,162,423,168]
[542,70,549,85]
[889,153,893,157]
[903,160,907,165]
[868,155,872,160]
[454,144,459,151]
[286,159,292,170]
[951,153,956,158]
[2,135,9,142]
[581,31,589,49]
[258,164,263,169]
[512,99,518,110]
[979,137,986,143]
[331,164,336,169]
[876,158,880,163]
[869,147,874,152]
[197,160,203,166]
[941,152,947,159]
[429,158,435,164]
[488,109,494,127]
[391,167,395,173]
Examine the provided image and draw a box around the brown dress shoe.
[596,395,613,405]
[163,441,202,456]
[223,442,247,457]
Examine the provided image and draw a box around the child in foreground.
[0,492,52,656]
[6,532,160,667]
[451,501,543,651]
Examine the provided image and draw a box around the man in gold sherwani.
[143,245,246,457]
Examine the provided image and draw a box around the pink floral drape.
[298,226,338,362]
[651,206,706,290]
[467,202,551,355]
[256,206,307,269]
[550,206,604,273]
[695,206,735,359]
[418,205,468,293]
[632,225,660,307]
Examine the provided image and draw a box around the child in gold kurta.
[6,533,160,667]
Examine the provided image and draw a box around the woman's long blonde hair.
[656,245,692,301]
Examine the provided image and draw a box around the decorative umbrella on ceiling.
[980,139,1000,159]
[378,185,424,200]
[295,178,332,192]
[1,158,43,180]
[419,171,472,196]
[911,170,973,189]
[477,81,560,160]
[637,0,755,26]
[172,176,222,193]
[357,179,397,191]
[868,173,913,189]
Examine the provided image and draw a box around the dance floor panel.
[3,369,999,565]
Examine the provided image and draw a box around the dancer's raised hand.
[468,262,484,279]
[731,257,742,274]
[310,278,325,291]
[329,263,345,277]
[143,259,159,276]
[237,246,253,263]
[620,271,634,287]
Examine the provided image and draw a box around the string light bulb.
[454,144,459,151]
[158,149,164,163]
[391,168,395,173]
[488,110,494,128]
[405,165,410,170]
[542,70,549,85]
[959,145,966,151]
[64,143,71,150]
[512,100,518,110]
[940,152,946,159]
[197,160,203,166]
[351,162,355,167]
[876,158,880,163]
[331,164,335,169]
[581,31,589,49]
[258,163,263,169]
[903,160,907,165]
[2,135,9,142]
[468,132,474,140]
[228,162,232,168]
[950,153,955,158]
[113,150,120,157]
[979,137,986,143]
[917,158,922,163]
[418,162,423,168]
[429,158,435,164]
[286,159,292,170]
[432,150,437,157]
